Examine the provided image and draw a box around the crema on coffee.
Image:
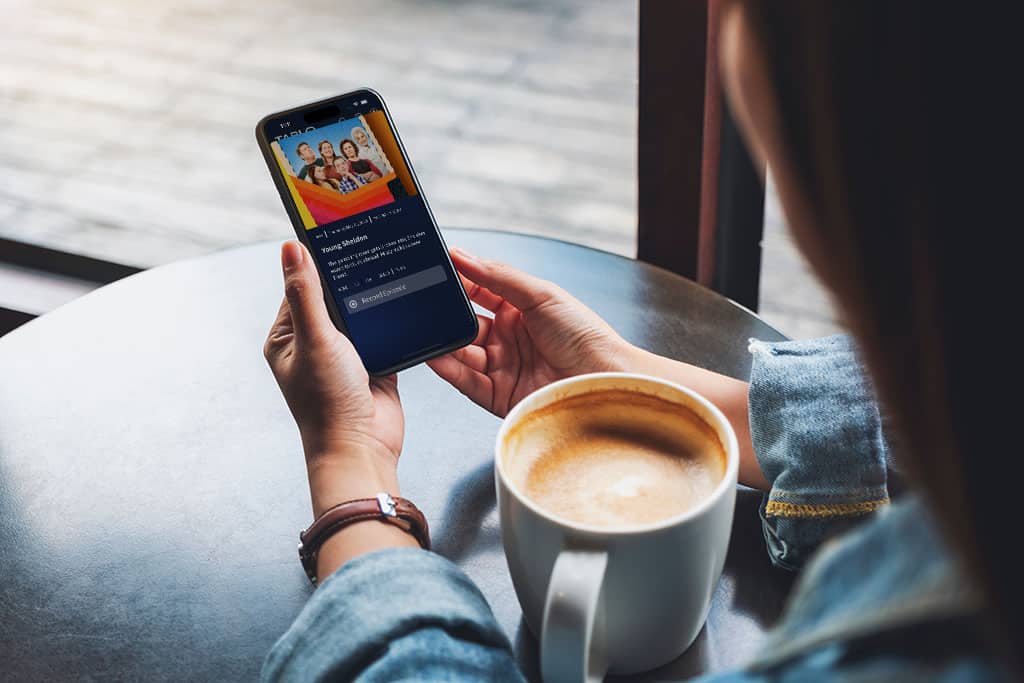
[502,389,726,529]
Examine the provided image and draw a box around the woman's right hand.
[427,248,637,417]
[431,247,768,489]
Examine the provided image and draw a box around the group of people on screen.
[295,127,391,195]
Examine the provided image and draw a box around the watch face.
[377,492,397,516]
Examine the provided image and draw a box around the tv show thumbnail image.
[270,112,417,228]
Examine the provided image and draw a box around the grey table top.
[0,228,791,681]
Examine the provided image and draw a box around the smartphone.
[255,88,478,375]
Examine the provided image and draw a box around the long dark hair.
[741,0,1019,663]
[741,0,1019,662]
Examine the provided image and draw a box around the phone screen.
[257,90,477,375]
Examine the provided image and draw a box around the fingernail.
[281,241,304,271]
[452,246,479,264]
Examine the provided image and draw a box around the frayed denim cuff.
[748,335,890,571]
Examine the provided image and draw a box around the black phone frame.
[255,87,478,376]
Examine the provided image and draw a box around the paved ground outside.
[0,0,842,339]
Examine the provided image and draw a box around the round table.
[0,229,791,682]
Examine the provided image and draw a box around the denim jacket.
[262,336,1005,682]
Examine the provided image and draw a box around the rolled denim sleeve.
[262,547,525,682]
[748,335,890,571]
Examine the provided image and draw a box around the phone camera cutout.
[304,104,341,126]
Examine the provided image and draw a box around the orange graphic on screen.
[271,113,417,229]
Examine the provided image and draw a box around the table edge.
[0,228,788,348]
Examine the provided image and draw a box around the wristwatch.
[297,492,431,585]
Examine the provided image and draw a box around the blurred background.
[0,0,840,338]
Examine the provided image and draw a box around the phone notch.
[303,104,342,127]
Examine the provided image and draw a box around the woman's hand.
[264,241,417,576]
[430,248,769,490]
[427,248,636,417]
[264,241,402,476]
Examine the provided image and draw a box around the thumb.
[281,240,332,345]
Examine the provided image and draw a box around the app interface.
[264,97,474,372]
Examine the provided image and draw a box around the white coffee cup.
[495,373,739,682]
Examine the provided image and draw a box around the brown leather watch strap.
[298,493,430,585]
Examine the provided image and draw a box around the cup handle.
[541,549,609,683]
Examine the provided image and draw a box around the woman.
[317,140,342,181]
[308,164,338,191]
[339,138,383,183]
[351,125,392,175]
[260,2,1018,680]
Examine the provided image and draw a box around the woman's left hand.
[264,240,405,518]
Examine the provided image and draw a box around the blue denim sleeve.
[747,335,890,571]
[262,547,525,682]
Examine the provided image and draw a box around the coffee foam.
[502,389,726,529]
